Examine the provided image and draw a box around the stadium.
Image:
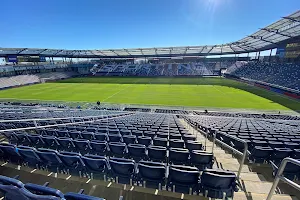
[0,5,299,200]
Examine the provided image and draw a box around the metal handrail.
[213,130,248,179]
[0,113,133,133]
[266,158,300,200]
[186,117,248,180]
[0,112,124,123]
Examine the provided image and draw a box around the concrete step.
[234,192,299,200]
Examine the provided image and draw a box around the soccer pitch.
[0,77,298,111]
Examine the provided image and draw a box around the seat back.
[109,142,126,157]
[186,141,203,151]
[190,150,213,170]
[123,135,136,144]
[24,183,64,198]
[81,155,109,173]
[109,157,135,184]
[90,141,107,155]
[169,148,190,164]
[148,146,167,162]
[128,144,146,160]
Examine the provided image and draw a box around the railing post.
[237,142,248,179]
[33,120,38,128]
[266,159,288,200]
[211,131,216,154]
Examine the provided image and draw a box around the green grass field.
[0,77,298,111]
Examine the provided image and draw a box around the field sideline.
[0,77,298,111]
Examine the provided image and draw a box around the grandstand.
[0,10,299,200]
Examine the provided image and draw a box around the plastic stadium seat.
[186,141,203,151]
[249,146,273,163]
[137,136,152,147]
[81,132,95,140]
[56,130,69,138]
[73,139,91,154]
[108,142,126,157]
[143,131,156,139]
[168,165,200,194]
[0,175,24,187]
[190,150,214,170]
[89,141,108,155]
[35,148,62,172]
[137,161,166,189]
[268,141,283,149]
[81,154,109,180]
[156,133,168,139]
[27,134,45,148]
[169,148,190,165]
[69,131,82,139]
[109,157,135,184]
[182,134,196,141]
[148,146,167,162]
[270,160,300,180]
[292,149,300,159]
[41,136,59,149]
[200,169,238,199]
[123,135,136,144]
[153,137,168,147]
[17,146,41,168]
[120,129,131,136]
[1,132,18,144]
[24,183,64,199]
[169,139,185,148]
[58,151,85,175]
[127,144,147,161]
[131,130,143,137]
[284,142,299,149]
[169,134,182,140]
[14,132,31,146]
[94,133,107,141]
[108,134,123,142]
[56,137,76,151]
[0,143,21,163]
[270,148,293,163]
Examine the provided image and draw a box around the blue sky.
[0,0,299,49]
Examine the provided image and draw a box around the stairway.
[180,119,299,200]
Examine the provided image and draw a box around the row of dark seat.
[0,175,104,200]
[0,144,237,198]
[0,140,212,168]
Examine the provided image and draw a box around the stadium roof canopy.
[1,11,300,59]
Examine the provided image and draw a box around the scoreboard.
[6,55,46,62]
[285,42,300,58]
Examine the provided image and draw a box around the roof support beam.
[111,50,119,56]
[54,50,64,55]
[97,50,107,56]
[199,46,206,54]
[139,49,144,56]
[124,49,132,56]
[261,28,293,38]
[282,16,300,23]
[248,36,277,45]
[206,46,216,55]
[17,48,28,54]
[38,49,48,54]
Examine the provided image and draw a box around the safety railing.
[0,113,133,133]
[266,158,300,200]
[184,117,248,179]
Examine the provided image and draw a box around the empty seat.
[35,148,62,172]
[127,144,147,160]
[153,137,168,147]
[109,157,135,184]
[56,130,69,138]
[58,151,85,175]
[169,134,182,140]
[81,131,95,140]
[200,169,238,199]
[249,146,273,163]
[168,165,200,194]
[81,154,109,180]
[169,148,190,165]
[123,135,136,144]
[68,131,81,139]
[27,134,45,148]
[41,136,59,149]
[56,137,75,151]
[94,133,107,141]
[24,183,64,199]
[109,142,126,157]
[14,132,31,146]
[17,146,41,168]
[108,134,122,142]
[148,145,167,162]
[0,143,21,163]
[89,140,108,155]
[73,139,91,154]
[137,136,152,147]
[169,139,184,148]
[186,141,203,151]
[271,148,293,163]
[190,150,214,170]
[137,161,166,189]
